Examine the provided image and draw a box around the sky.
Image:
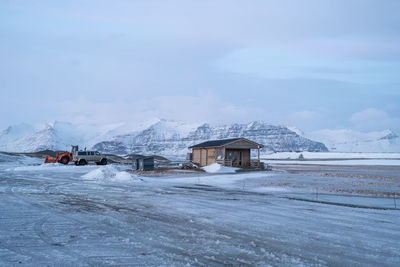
[1,0,400,133]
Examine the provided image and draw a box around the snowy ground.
[1,153,399,266]
[263,152,400,166]
[263,151,400,159]
[265,159,400,166]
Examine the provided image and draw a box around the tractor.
[44,145,79,165]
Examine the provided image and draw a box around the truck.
[73,150,108,166]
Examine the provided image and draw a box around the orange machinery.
[44,145,78,165]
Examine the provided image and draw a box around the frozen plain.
[0,153,399,266]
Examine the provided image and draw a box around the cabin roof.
[189,138,263,149]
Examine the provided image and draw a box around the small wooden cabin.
[189,138,264,167]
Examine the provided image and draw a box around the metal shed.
[133,157,154,171]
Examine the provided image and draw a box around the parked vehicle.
[73,150,107,166]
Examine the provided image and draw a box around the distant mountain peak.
[379,130,398,141]
[286,126,305,136]
[308,128,400,152]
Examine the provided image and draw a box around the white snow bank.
[253,186,290,193]
[11,163,96,172]
[202,163,239,173]
[0,153,44,167]
[266,159,400,166]
[158,171,273,188]
[82,165,136,182]
[264,152,400,160]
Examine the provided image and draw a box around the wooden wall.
[201,149,207,166]
[192,145,254,167]
[192,148,217,167]
[207,148,216,165]
[192,148,201,165]
[242,149,250,167]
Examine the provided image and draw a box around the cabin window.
[78,152,86,156]
[234,151,238,160]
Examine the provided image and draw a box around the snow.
[82,165,136,182]
[202,163,239,173]
[2,120,400,155]
[0,120,148,153]
[0,120,328,156]
[0,123,34,143]
[264,151,400,159]
[11,163,98,172]
[158,171,273,188]
[308,128,400,152]
[286,125,304,136]
[1,152,400,266]
[267,159,400,166]
[263,152,400,166]
[150,119,201,139]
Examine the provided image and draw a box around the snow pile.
[202,163,239,173]
[82,165,135,182]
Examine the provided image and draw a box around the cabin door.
[201,149,207,166]
[233,150,243,167]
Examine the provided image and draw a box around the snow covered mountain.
[92,120,328,156]
[4,119,399,156]
[0,121,136,153]
[308,129,400,153]
[0,123,34,145]
[0,120,328,156]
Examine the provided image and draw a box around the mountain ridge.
[0,120,328,156]
[92,120,328,156]
[2,119,399,156]
[307,129,400,153]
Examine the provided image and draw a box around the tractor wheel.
[100,158,107,165]
[79,159,87,166]
[59,156,70,165]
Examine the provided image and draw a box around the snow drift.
[202,163,239,173]
[82,165,135,182]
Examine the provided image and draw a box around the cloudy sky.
[1,0,399,132]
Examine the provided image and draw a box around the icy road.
[0,153,399,266]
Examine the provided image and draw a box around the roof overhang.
[223,138,264,149]
[189,138,264,149]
